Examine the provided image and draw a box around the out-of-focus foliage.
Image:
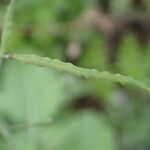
[0,0,149,150]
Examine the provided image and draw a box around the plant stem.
[0,0,16,60]
[4,53,150,93]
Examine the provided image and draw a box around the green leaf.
[0,61,87,149]
[0,61,86,121]
[39,112,117,150]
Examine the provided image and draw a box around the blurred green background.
[0,0,150,150]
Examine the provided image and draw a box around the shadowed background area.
[0,0,150,150]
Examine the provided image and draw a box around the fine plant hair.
[0,0,150,94]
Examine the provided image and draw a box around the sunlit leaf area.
[0,0,150,150]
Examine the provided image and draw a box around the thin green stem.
[4,53,150,93]
[0,0,16,59]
